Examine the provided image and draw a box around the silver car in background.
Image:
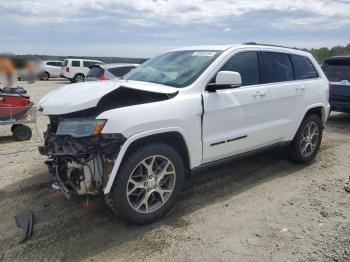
[85,63,139,81]
[41,61,63,80]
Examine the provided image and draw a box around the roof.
[63,58,103,62]
[173,45,238,51]
[171,43,309,56]
[325,56,350,61]
[324,56,350,65]
[44,60,62,62]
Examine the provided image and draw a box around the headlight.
[56,119,107,138]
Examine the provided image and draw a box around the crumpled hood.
[38,80,178,115]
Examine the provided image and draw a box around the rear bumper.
[60,74,70,79]
[330,97,350,112]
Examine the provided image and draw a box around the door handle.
[253,91,266,97]
[296,86,306,92]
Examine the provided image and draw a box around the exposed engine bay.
[39,115,126,198]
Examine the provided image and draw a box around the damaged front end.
[39,115,126,198]
[37,81,179,199]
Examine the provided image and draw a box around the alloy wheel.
[126,155,176,213]
[300,121,319,157]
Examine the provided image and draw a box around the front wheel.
[109,143,185,224]
[288,114,323,164]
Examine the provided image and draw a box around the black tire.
[11,124,20,133]
[41,72,50,81]
[288,114,323,164]
[110,142,185,224]
[13,125,32,141]
[73,74,85,83]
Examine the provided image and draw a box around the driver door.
[202,51,275,163]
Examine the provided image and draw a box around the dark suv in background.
[322,56,350,113]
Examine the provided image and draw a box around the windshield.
[124,50,222,88]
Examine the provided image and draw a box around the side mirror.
[207,71,242,92]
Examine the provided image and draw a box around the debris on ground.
[14,209,33,243]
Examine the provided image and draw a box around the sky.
[0,0,349,58]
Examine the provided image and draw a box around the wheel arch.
[74,72,85,80]
[303,105,327,126]
[41,71,50,80]
[104,128,191,194]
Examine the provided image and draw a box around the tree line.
[303,43,350,64]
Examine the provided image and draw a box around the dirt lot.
[0,80,349,262]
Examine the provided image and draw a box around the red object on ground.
[0,94,31,119]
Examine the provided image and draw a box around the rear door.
[202,51,276,163]
[260,51,302,141]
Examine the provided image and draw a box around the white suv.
[38,44,330,224]
[62,59,104,83]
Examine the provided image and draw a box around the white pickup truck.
[38,44,330,224]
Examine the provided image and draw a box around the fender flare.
[103,127,189,194]
[302,103,330,125]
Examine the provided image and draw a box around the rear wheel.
[13,125,32,141]
[110,143,185,224]
[41,72,50,81]
[73,74,84,83]
[288,114,323,164]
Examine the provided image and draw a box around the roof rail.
[242,42,298,50]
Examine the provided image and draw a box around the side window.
[47,62,55,66]
[55,62,63,67]
[291,55,318,80]
[261,52,294,83]
[220,51,260,86]
[72,60,80,67]
[83,61,94,67]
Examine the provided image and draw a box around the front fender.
[103,127,194,194]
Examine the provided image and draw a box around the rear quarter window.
[261,52,294,83]
[47,62,62,67]
[63,60,68,66]
[291,55,318,80]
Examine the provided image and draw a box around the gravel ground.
[0,80,349,262]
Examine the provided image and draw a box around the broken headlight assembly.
[56,119,106,138]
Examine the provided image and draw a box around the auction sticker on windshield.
[192,51,217,57]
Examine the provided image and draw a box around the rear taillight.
[65,67,69,72]
[98,75,108,80]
